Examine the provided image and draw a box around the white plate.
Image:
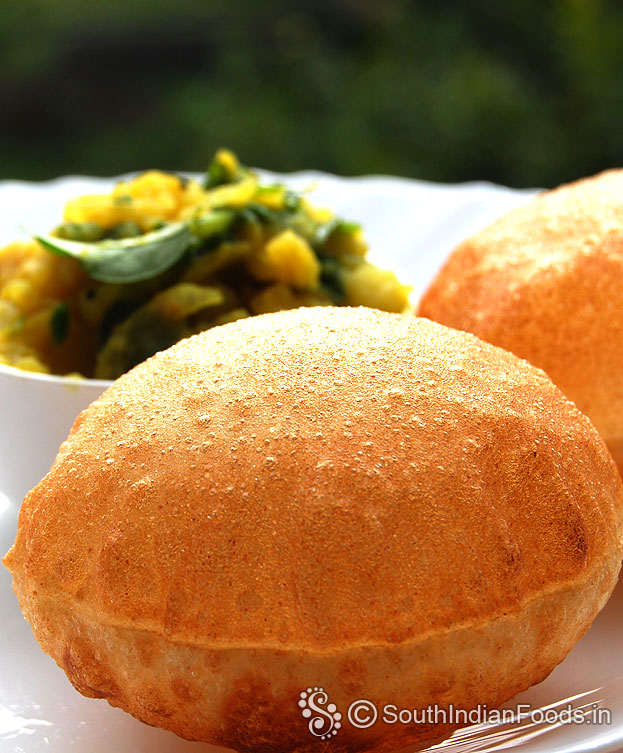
[2,172,621,753]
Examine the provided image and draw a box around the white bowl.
[0,363,110,508]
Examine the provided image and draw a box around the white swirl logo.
[298,687,342,740]
[348,699,378,729]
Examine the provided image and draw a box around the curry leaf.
[32,222,192,284]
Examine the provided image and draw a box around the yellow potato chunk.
[13,354,49,373]
[1,279,35,310]
[343,262,410,313]
[64,171,208,232]
[250,230,320,289]
[250,284,300,314]
[300,196,333,223]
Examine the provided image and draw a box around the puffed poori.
[4,307,623,752]
[419,169,623,473]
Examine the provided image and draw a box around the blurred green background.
[2,0,622,187]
